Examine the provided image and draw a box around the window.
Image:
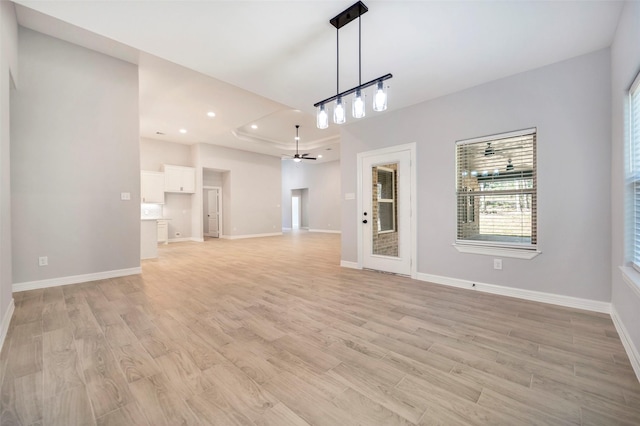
[629,72,640,270]
[376,167,396,233]
[456,128,537,251]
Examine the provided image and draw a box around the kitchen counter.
[141,220,158,259]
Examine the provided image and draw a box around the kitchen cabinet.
[157,220,169,244]
[141,171,165,203]
[163,165,195,193]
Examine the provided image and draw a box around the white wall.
[0,1,18,343]
[140,137,193,240]
[282,160,341,232]
[341,48,611,302]
[140,137,191,170]
[11,28,139,285]
[611,1,640,370]
[192,143,281,238]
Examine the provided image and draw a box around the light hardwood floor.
[1,232,639,425]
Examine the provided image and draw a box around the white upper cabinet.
[163,165,195,193]
[141,171,165,204]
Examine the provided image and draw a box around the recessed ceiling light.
[251,124,258,129]
[207,111,216,117]
[179,129,187,134]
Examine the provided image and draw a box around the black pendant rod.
[314,73,392,107]
[336,27,339,96]
[358,12,362,87]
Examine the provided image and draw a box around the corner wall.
[192,143,282,239]
[0,0,18,348]
[341,48,612,303]
[11,28,140,288]
[282,160,341,232]
[611,0,640,378]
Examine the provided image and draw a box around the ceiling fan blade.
[302,156,317,160]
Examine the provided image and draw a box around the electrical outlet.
[493,258,502,270]
[39,256,48,266]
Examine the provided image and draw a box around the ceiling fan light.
[293,157,302,163]
[373,81,387,112]
[506,159,514,171]
[352,89,366,119]
[334,97,346,124]
[317,104,329,129]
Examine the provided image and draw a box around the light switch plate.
[121,192,131,200]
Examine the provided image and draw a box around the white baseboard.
[340,260,361,269]
[221,232,282,240]
[12,267,142,292]
[309,229,341,234]
[415,272,611,314]
[0,298,15,352]
[167,237,201,243]
[611,305,640,383]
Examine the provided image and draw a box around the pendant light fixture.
[314,1,392,128]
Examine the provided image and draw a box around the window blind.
[456,130,537,249]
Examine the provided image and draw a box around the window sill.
[453,244,541,259]
[620,266,640,300]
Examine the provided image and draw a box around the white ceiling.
[13,0,624,163]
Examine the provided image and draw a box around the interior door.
[360,148,412,275]
[207,189,220,238]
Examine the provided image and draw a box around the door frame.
[356,143,417,278]
[203,186,222,237]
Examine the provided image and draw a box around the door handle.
[362,219,368,224]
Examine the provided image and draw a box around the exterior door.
[207,189,220,238]
[359,146,414,275]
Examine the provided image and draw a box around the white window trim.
[455,128,537,255]
[629,70,640,270]
[453,243,541,259]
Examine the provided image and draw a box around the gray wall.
[0,1,17,329]
[193,143,282,238]
[282,160,341,232]
[341,48,611,302]
[11,28,139,284]
[611,2,640,363]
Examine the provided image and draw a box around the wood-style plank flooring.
[1,232,640,425]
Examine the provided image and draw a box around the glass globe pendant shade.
[316,104,329,129]
[352,89,365,119]
[373,81,388,112]
[333,97,346,124]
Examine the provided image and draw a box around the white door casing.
[205,188,221,237]
[357,143,416,277]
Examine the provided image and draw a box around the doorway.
[292,196,300,229]
[203,187,221,238]
[358,143,416,276]
[290,188,309,230]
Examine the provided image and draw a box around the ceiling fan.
[287,125,316,162]
[483,142,522,156]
